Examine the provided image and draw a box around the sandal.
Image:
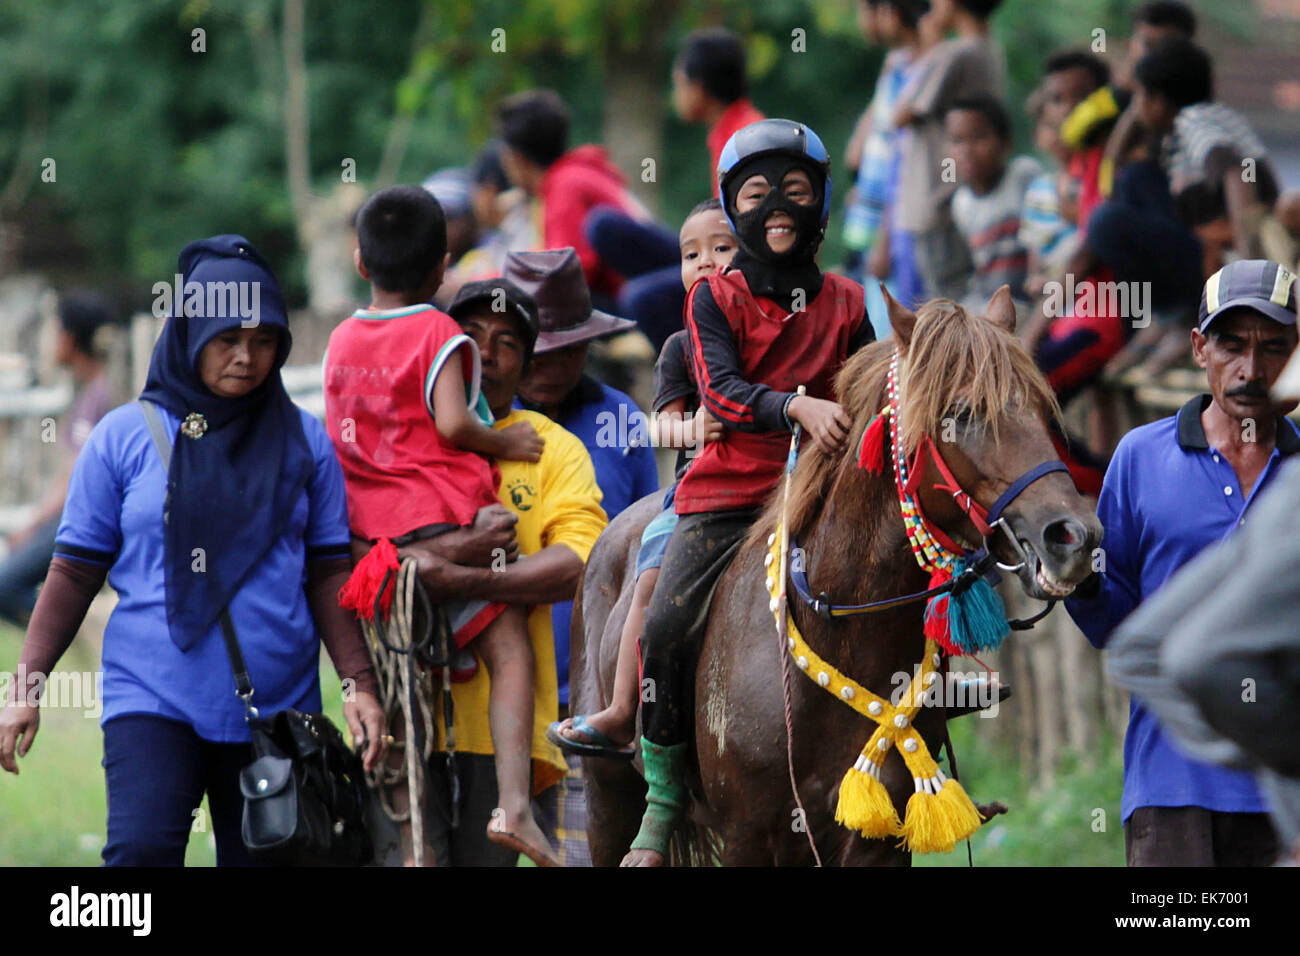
[546,715,636,760]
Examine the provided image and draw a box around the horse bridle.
[910,431,1071,576]
[788,431,1070,629]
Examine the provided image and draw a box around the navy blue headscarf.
[140,235,313,650]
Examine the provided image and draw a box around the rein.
[788,350,1065,635]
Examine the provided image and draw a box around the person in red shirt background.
[495,90,650,310]
[587,27,767,353]
[672,27,766,197]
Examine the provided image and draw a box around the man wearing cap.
[417,276,608,866]
[1066,259,1299,866]
[506,247,660,865]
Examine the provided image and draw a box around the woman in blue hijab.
[0,236,385,866]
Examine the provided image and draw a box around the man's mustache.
[1227,383,1270,399]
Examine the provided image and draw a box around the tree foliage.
[0,0,1223,308]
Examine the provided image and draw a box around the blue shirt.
[1066,395,1300,822]
[55,402,353,743]
[519,377,659,704]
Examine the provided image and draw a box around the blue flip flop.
[546,715,635,760]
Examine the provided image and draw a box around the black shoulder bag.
[140,401,373,867]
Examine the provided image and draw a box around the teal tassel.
[946,559,1010,654]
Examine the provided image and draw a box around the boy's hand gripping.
[499,420,545,462]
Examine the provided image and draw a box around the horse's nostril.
[1042,517,1087,553]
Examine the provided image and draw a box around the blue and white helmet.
[716,118,832,232]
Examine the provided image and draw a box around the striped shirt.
[951,155,1042,305]
[1165,102,1267,197]
[1018,171,1079,272]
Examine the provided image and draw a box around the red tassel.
[922,569,962,656]
[338,537,401,620]
[857,413,888,473]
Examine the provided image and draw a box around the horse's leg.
[566,496,660,865]
[583,758,648,866]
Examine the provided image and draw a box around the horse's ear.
[984,285,1017,333]
[881,283,916,347]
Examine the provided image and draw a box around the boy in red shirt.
[623,120,877,866]
[495,90,648,305]
[324,185,558,867]
[671,27,766,196]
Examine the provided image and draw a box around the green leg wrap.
[629,738,689,856]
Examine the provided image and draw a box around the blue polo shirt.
[1066,394,1300,822]
[519,376,659,705]
[54,402,353,743]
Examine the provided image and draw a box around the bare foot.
[557,710,634,748]
[620,848,664,867]
[975,801,1009,823]
[487,808,561,867]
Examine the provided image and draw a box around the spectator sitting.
[1019,87,1081,301]
[1113,0,1198,95]
[0,292,114,627]
[1135,36,1279,266]
[582,27,764,353]
[1046,49,1117,235]
[671,26,765,197]
[1099,36,1279,376]
[495,89,651,312]
[946,93,1041,312]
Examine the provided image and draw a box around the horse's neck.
[802,461,922,601]
[795,460,930,677]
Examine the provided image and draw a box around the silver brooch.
[180,412,208,440]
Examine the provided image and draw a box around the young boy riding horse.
[626,119,877,866]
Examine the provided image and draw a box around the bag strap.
[138,400,257,716]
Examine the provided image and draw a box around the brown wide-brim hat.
[502,247,637,353]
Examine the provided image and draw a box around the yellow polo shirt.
[435,409,607,793]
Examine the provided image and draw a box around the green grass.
[914,717,1126,867]
[0,621,350,867]
[3,619,1124,866]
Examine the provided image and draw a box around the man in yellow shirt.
[421,278,607,866]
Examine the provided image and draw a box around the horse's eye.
[948,404,974,425]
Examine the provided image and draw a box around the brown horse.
[571,287,1103,865]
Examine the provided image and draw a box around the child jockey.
[623,120,878,866]
[547,198,735,759]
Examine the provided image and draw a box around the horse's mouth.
[1016,537,1078,600]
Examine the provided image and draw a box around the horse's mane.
[748,298,1062,547]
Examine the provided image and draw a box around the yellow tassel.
[899,778,983,853]
[835,766,901,838]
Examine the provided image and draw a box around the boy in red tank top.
[624,120,877,865]
[324,185,558,867]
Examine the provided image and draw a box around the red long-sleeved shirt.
[537,145,643,300]
[675,268,874,513]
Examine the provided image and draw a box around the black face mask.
[725,156,826,266]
